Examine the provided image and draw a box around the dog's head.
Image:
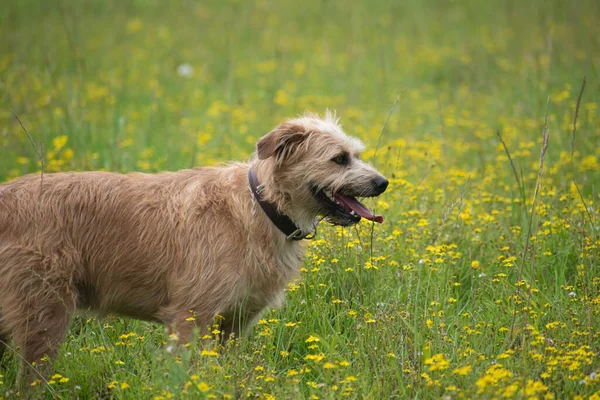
[255,112,388,229]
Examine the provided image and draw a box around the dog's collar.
[248,168,314,241]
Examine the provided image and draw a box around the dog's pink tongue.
[334,194,384,223]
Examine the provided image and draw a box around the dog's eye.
[332,153,349,166]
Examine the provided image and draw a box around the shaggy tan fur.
[0,112,387,375]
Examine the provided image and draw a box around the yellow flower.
[471,260,480,269]
[424,353,450,371]
[452,365,472,376]
[305,335,320,343]
[475,364,513,393]
[127,18,143,33]
[91,345,106,353]
[524,379,548,397]
[364,261,378,270]
[119,138,133,148]
[274,89,290,106]
[293,61,306,76]
[137,160,151,170]
[120,382,130,389]
[197,382,210,392]
[62,148,73,161]
[304,353,325,362]
[52,135,68,151]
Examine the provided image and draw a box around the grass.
[1,0,600,398]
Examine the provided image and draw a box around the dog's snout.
[372,176,389,195]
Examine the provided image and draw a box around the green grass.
[1,0,600,398]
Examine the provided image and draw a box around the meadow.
[1,0,599,398]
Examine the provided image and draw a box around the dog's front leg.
[219,305,266,343]
[158,307,214,345]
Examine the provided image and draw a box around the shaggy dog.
[0,112,388,375]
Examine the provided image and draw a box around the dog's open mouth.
[312,187,384,226]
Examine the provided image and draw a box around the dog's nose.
[372,176,389,195]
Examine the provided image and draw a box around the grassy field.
[1,0,600,398]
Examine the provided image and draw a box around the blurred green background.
[1,0,598,178]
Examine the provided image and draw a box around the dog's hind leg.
[0,315,9,361]
[0,261,12,362]
[219,304,266,343]
[0,247,77,380]
[13,301,74,382]
[11,292,76,384]
[157,306,216,346]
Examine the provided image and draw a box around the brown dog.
[0,112,388,374]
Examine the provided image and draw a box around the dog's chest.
[243,240,305,305]
[275,241,306,270]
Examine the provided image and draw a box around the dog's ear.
[257,123,308,160]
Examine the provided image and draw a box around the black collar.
[248,168,312,240]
